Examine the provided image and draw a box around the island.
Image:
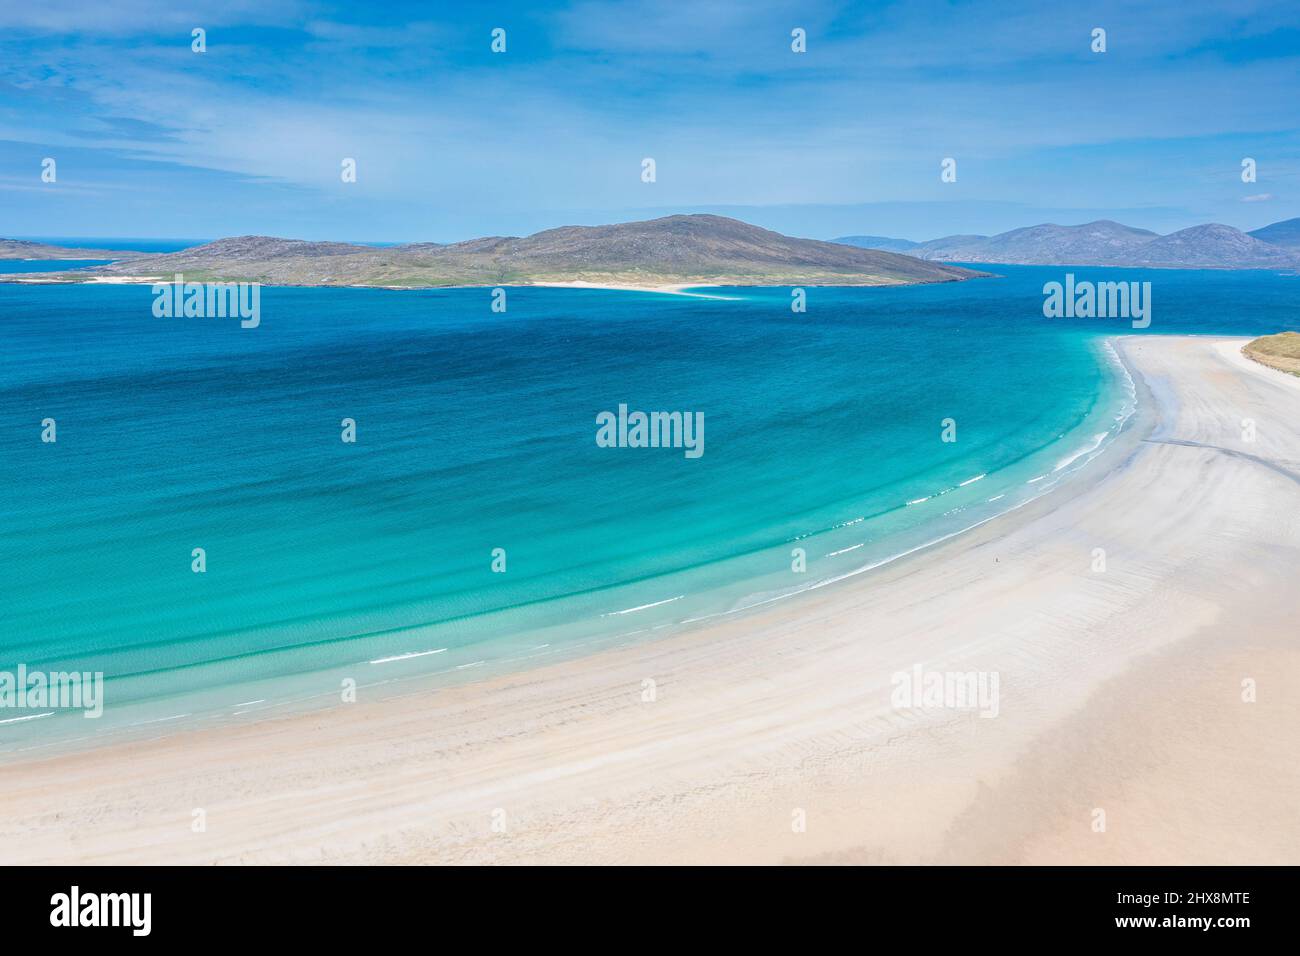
[1,215,984,290]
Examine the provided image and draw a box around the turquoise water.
[2,266,1296,749]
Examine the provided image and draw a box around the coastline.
[527,280,738,299]
[0,274,926,295]
[0,275,712,293]
[4,334,1296,865]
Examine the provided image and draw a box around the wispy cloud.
[0,0,1296,240]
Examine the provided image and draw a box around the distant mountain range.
[7,214,1297,287]
[2,216,981,289]
[832,217,1300,269]
[1247,218,1300,249]
[827,235,921,255]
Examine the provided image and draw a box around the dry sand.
[2,335,1297,865]
[2,276,736,296]
[528,280,737,299]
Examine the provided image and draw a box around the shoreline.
[0,274,973,293]
[527,280,738,299]
[2,335,1297,864]
[0,275,716,294]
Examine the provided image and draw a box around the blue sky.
[1,0,1297,242]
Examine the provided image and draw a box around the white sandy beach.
[5,275,159,285]
[2,335,1297,865]
[2,276,738,296]
[525,280,738,298]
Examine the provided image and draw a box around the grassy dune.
[1243,331,1300,377]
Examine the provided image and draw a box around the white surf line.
[826,543,865,557]
[456,660,486,670]
[532,643,550,649]
[1055,432,1109,471]
[959,473,986,486]
[987,494,1006,502]
[368,648,447,665]
[601,595,683,616]
[235,699,266,707]
[1026,474,1048,483]
[906,496,931,506]
[0,712,55,725]
[127,713,190,726]
[678,445,1131,630]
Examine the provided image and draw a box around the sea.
[1,258,1296,752]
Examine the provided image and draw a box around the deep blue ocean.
[0,259,115,274]
[1,264,1296,749]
